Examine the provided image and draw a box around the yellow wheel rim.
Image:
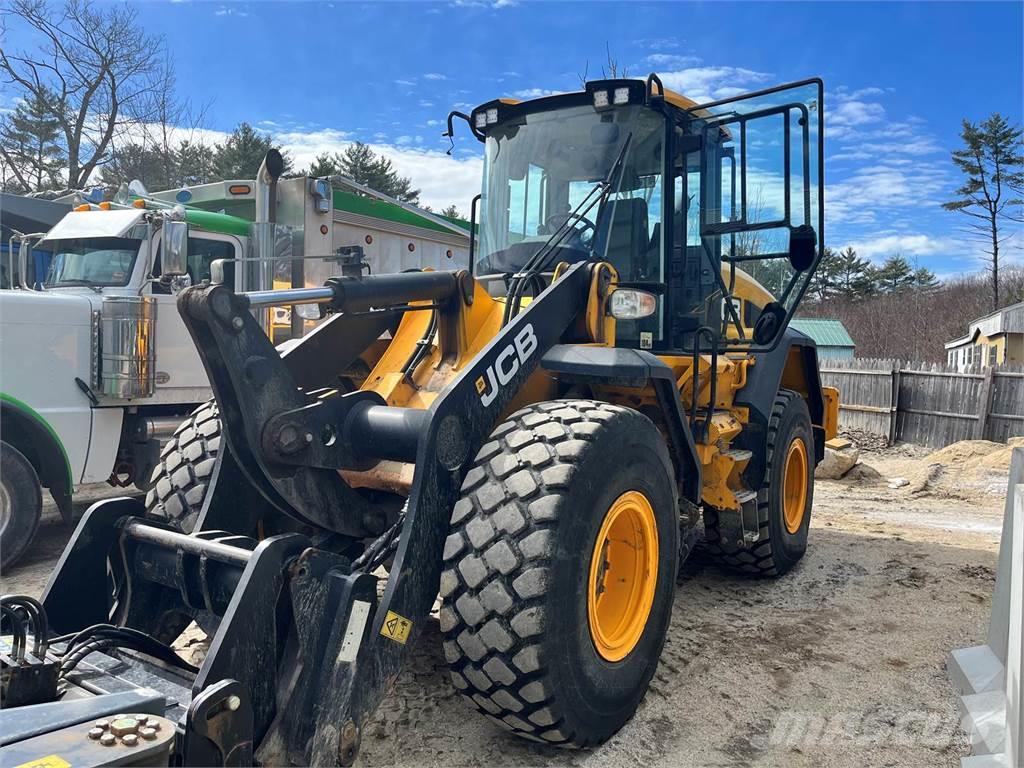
[782,438,809,534]
[587,490,659,662]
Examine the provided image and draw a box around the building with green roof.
[790,318,856,360]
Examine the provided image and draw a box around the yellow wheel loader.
[0,75,838,766]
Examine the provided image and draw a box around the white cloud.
[423,73,447,81]
[394,79,416,87]
[656,66,772,104]
[213,5,248,16]
[645,53,701,69]
[426,119,441,127]
[846,233,952,260]
[511,87,563,99]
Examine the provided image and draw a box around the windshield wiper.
[502,132,634,325]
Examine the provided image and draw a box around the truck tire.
[440,400,679,747]
[1,441,43,570]
[703,389,813,576]
[145,401,220,533]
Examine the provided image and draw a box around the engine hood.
[0,288,94,328]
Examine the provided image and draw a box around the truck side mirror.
[161,220,189,278]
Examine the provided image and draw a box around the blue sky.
[6,1,1023,275]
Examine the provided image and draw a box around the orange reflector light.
[229,184,252,195]
[74,204,91,212]
[132,199,146,209]
[99,201,112,210]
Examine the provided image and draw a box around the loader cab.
[470,76,823,353]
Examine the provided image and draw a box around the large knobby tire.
[440,400,679,747]
[704,389,813,576]
[145,401,221,532]
[0,441,43,570]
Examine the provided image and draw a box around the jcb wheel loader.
[1,75,838,765]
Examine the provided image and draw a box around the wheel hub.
[782,438,808,534]
[587,490,658,662]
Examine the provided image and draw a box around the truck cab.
[0,173,472,567]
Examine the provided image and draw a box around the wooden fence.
[819,359,1024,449]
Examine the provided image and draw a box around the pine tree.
[213,123,292,180]
[806,247,840,302]
[337,142,420,204]
[832,247,875,299]
[943,113,1024,310]
[0,90,65,192]
[874,255,916,294]
[441,204,462,219]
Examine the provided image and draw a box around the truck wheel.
[145,401,220,533]
[1,441,43,570]
[440,400,679,747]
[704,389,813,576]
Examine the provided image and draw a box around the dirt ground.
[2,442,1014,768]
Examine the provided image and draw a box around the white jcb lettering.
[477,323,538,407]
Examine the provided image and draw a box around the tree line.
[0,0,465,214]
[805,248,938,303]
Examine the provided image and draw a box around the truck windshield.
[45,237,140,287]
[477,104,665,285]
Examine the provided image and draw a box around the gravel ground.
[1,448,1009,768]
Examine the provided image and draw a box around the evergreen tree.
[214,123,291,179]
[806,247,840,302]
[0,90,65,191]
[337,142,420,204]
[100,140,216,190]
[832,247,875,299]
[874,255,917,294]
[913,266,940,291]
[176,141,217,186]
[943,113,1024,310]
[441,204,462,219]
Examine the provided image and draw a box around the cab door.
[150,232,243,397]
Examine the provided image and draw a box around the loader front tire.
[145,400,221,533]
[703,389,813,576]
[440,400,679,748]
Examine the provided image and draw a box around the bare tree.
[0,0,175,189]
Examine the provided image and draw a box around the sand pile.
[927,437,1024,473]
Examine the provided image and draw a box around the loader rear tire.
[145,400,221,533]
[440,400,679,748]
[703,389,813,577]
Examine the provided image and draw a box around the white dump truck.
[0,153,470,566]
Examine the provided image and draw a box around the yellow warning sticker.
[380,610,413,644]
[15,756,71,768]
[475,376,487,395]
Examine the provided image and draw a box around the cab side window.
[187,238,235,284]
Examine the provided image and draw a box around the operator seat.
[599,198,649,281]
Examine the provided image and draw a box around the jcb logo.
[476,323,538,407]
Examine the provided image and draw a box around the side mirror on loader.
[161,220,189,278]
[753,301,787,345]
[788,224,817,272]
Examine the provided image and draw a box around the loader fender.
[539,344,702,503]
[733,328,826,491]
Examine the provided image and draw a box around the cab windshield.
[477,104,665,286]
[45,234,141,287]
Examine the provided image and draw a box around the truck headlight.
[593,90,610,108]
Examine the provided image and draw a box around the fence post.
[888,361,901,445]
[976,366,996,440]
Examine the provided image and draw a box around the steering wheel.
[545,211,597,236]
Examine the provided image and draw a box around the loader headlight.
[475,112,487,129]
[613,87,630,105]
[593,90,610,108]
[609,288,657,320]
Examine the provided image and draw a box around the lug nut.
[93,719,109,730]
[226,695,241,711]
[88,728,104,740]
[122,734,139,747]
[99,733,116,747]
[140,727,157,741]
